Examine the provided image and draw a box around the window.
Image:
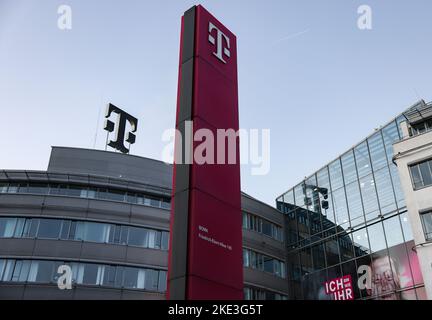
[125,268,144,289]
[145,269,159,291]
[1,260,15,281]
[0,216,170,250]
[161,199,171,210]
[102,265,116,287]
[410,119,432,136]
[28,260,55,283]
[161,231,169,250]
[128,227,148,247]
[244,287,287,300]
[11,218,25,238]
[420,211,432,241]
[75,221,111,243]
[0,217,17,238]
[67,185,84,197]
[242,212,248,228]
[0,183,7,193]
[26,183,48,195]
[0,181,171,209]
[242,212,283,242]
[100,189,125,202]
[81,264,105,285]
[410,159,432,189]
[158,271,167,292]
[37,219,61,239]
[262,220,272,237]
[243,248,286,278]
[60,220,71,240]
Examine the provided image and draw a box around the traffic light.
[321,200,329,210]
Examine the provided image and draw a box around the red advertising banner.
[324,275,354,300]
[167,5,243,300]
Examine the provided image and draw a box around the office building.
[0,146,287,299]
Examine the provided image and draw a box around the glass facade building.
[277,106,427,300]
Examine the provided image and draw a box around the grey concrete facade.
[0,146,288,299]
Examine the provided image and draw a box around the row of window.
[0,182,171,210]
[0,259,167,292]
[243,287,287,300]
[243,248,286,279]
[409,158,432,190]
[242,212,283,242]
[0,217,169,250]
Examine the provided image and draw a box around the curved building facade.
[0,146,288,299]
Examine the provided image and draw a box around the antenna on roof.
[93,94,104,149]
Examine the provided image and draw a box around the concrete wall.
[48,146,173,190]
[394,126,432,299]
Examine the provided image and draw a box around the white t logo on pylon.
[208,22,230,64]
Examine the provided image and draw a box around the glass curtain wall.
[276,117,426,300]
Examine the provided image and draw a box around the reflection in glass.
[400,212,413,242]
[354,142,372,178]
[367,222,386,253]
[383,216,404,247]
[368,132,387,171]
[329,160,343,191]
[325,237,340,267]
[359,174,379,220]
[294,184,306,208]
[341,151,357,185]
[352,228,370,257]
[311,243,326,271]
[333,188,349,228]
[338,234,355,262]
[341,260,360,299]
[388,164,405,209]
[381,121,400,164]
[345,182,364,227]
[374,168,397,214]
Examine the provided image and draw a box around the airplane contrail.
[272,28,310,45]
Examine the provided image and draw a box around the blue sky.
[0,0,431,205]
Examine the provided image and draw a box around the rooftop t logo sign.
[104,103,138,154]
[208,22,230,63]
[324,275,354,300]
